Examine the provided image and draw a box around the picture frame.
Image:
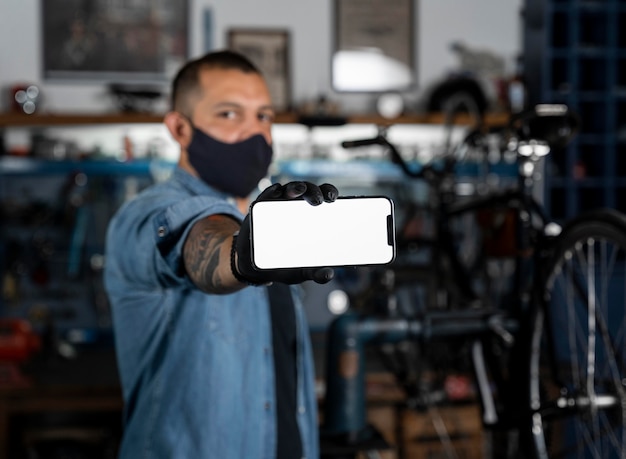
[228,29,291,112]
[332,0,415,92]
[41,0,189,83]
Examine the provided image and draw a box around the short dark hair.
[170,50,261,115]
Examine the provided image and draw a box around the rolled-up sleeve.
[106,193,242,290]
[153,196,242,286]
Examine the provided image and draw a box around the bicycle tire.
[529,208,626,458]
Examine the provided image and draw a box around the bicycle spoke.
[532,221,626,458]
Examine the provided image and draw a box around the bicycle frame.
[321,105,579,453]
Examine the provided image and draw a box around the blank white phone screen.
[250,197,395,269]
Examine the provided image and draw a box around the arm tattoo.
[184,215,240,293]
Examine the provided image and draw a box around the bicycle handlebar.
[341,134,453,181]
[341,104,579,184]
[344,135,429,179]
[341,138,383,149]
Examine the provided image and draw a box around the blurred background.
[1,1,624,458]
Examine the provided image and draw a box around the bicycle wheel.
[529,209,626,458]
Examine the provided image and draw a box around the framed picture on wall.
[228,29,291,112]
[41,0,189,83]
[333,0,415,92]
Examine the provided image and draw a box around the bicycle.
[319,104,626,458]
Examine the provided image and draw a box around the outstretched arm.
[183,181,339,294]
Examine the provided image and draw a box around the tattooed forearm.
[186,230,227,288]
[183,215,241,293]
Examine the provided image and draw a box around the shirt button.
[157,226,167,237]
[264,402,270,410]
[298,405,306,414]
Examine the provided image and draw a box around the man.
[104,50,337,459]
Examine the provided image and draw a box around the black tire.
[529,209,626,458]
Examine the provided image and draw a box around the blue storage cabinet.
[532,0,626,221]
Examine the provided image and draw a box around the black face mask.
[187,127,273,198]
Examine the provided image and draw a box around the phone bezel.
[249,196,396,270]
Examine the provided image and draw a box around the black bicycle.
[320,104,626,459]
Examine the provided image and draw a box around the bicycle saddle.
[508,104,580,149]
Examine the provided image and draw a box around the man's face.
[190,67,275,146]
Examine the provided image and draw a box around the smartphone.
[249,196,396,270]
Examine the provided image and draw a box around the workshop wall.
[0,0,523,115]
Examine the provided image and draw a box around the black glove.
[231,181,338,285]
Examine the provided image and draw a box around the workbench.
[0,349,122,459]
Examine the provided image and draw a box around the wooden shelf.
[0,111,511,128]
[0,112,165,127]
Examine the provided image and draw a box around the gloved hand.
[232,181,339,285]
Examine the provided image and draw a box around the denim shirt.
[104,167,319,459]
